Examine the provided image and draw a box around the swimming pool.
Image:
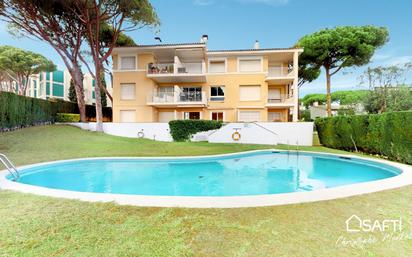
[1,151,411,207]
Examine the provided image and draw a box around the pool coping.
[1,150,412,208]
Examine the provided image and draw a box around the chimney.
[254,40,260,49]
[200,34,208,43]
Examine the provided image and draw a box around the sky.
[1,0,411,96]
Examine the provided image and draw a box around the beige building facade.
[111,41,302,123]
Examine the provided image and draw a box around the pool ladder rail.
[0,153,19,181]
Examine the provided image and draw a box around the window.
[184,112,200,120]
[268,112,282,122]
[119,110,136,122]
[238,111,260,122]
[120,83,135,100]
[211,112,224,121]
[268,88,282,103]
[239,85,260,101]
[120,56,136,70]
[181,87,202,102]
[210,86,225,101]
[238,58,261,72]
[209,59,226,73]
[159,111,174,122]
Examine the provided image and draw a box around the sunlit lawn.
[0,125,411,256]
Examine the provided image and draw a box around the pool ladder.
[0,153,19,181]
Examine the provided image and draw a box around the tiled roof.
[120,42,206,48]
[208,47,300,52]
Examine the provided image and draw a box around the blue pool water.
[11,152,401,196]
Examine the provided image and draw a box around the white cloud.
[384,55,412,66]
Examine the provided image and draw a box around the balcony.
[147,90,207,108]
[266,94,295,108]
[147,61,206,83]
[266,66,295,84]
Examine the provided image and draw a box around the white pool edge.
[1,150,412,208]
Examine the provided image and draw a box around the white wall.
[67,122,314,146]
[208,122,313,146]
[68,122,173,142]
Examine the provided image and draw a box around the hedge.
[56,113,81,122]
[0,91,112,130]
[315,111,412,164]
[169,120,223,141]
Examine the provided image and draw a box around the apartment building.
[111,38,302,123]
[26,70,112,106]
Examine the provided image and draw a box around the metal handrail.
[0,154,19,180]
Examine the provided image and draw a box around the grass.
[0,125,411,256]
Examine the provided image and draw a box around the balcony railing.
[267,66,294,78]
[267,94,293,103]
[147,62,205,75]
[147,91,207,105]
[147,63,174,74]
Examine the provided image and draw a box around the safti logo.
[345,214,402,233]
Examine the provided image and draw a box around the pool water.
[12,152,400,196]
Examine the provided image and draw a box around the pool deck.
[1,150,412,208]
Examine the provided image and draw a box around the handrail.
[252,122,278,136]
[0,153,19,181]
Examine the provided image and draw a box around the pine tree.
[68,79,77,103]
[100,76,107,107]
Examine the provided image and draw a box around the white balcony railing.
[147,91,207,105]
[267,66,294,78]
[268,94,293,103]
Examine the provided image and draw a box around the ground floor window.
[119,110,136,122]
[184,112,200,120]
[268,112,282,122]
[158,111,174,122]
[238,110,260,122]
[211,112,224,121]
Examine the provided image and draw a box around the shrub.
[169,120,223,141]
[56,113,80,122]
[0,92,112,130]
[315,111,412,164]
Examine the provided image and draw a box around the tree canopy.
[297,26,389,116]
[301,90,369,107]
[0,45,55,94]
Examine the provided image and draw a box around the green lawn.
[0,125,411,256]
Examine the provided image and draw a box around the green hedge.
[56,113,81,122]
[169,120,223,141]
[315,111,412,164]
[0,92,112,130]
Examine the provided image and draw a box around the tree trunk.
[94,65,104,132]
[325,67,332,117]
[70,67,87,122]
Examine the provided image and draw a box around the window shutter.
[239,59,261,72]
[239,85,260,101]
[238,111,260,122]
[120,56,136,70]
[120,84,136,100]
[120,110,136,122]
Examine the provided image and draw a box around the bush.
[56,113,80,122]
[0,92,112,130]
[169,120,223,141]
[315,111,412,164]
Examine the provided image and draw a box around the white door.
[238,111,260,122]
[158,111,174,122]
